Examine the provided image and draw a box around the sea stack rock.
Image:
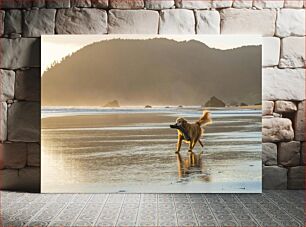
[204,96,226,107]
[103,100,120,107]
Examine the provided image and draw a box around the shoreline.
[42,105,262,109]
[41,108,262,193]
[42,108,261,129]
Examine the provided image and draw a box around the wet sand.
[41,108,261,193]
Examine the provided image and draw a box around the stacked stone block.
[262,99,305,189]
[0,0,304,192]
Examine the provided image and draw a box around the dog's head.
[170,118,188,129]
[170,118,191,141]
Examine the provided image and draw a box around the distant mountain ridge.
[42,38,261,106]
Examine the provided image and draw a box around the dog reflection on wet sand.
[176,151,210,182]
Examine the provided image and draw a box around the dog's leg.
[189,140,197,153]
[198,140,204,147]
[188,142,193,153]
[188,151,193,166]
[191,152,196,166]
[198,140,205,153]
[176,134,183,153]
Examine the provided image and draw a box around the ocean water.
[41,107,262,193]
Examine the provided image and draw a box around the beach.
[41,107,262,193]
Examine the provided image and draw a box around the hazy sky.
[41,35,261,73]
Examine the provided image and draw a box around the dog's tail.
[196,110,212,127]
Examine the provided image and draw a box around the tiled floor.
[1,190,304,226]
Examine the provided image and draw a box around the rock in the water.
[145,105,152,108]
[104,100,120,107]
[204,96,226,107]
[274,100,297,113]
[229,101,239,106]
[278,141,301,167]
[262,143,277,166]
[262,117,294,142]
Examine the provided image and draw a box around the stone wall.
[0,0,305,192]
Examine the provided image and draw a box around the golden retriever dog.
[170,111,212,153]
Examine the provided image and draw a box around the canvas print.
[41,35,262,193]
